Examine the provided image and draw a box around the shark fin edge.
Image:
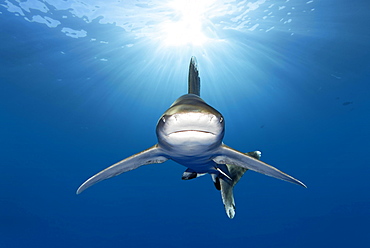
[76,145,168,194]
[213,144,307,188]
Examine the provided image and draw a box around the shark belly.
[159,141,219,174]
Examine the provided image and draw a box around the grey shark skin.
[77,56,306,218]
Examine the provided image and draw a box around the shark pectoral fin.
[220,177,236,219]
[76,144,168,194]
[213,145,307,188]
[225,151,260,186]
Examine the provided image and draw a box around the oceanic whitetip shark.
[77,56,306,218]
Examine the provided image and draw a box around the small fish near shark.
[77,56,306,219]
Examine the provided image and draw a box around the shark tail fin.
[188,56,200,96]
[220,151,262,219]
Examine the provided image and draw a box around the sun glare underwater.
[1,0,317,100]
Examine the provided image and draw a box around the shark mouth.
[169,130,216,135]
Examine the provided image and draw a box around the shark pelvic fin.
[182,168,206,180]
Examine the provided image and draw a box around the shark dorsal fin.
[188,56,200,96]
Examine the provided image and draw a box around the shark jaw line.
[165,129,219,148]
[169,130,216,135]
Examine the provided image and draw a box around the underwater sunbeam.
[160,0,216,46]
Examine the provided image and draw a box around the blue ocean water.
[1,0,370,247]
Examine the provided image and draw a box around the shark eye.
[219,117,224,123]
[161,116,166,123]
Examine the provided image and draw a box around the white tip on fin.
[220,177,236,219]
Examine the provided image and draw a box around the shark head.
[156,94,224,151]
